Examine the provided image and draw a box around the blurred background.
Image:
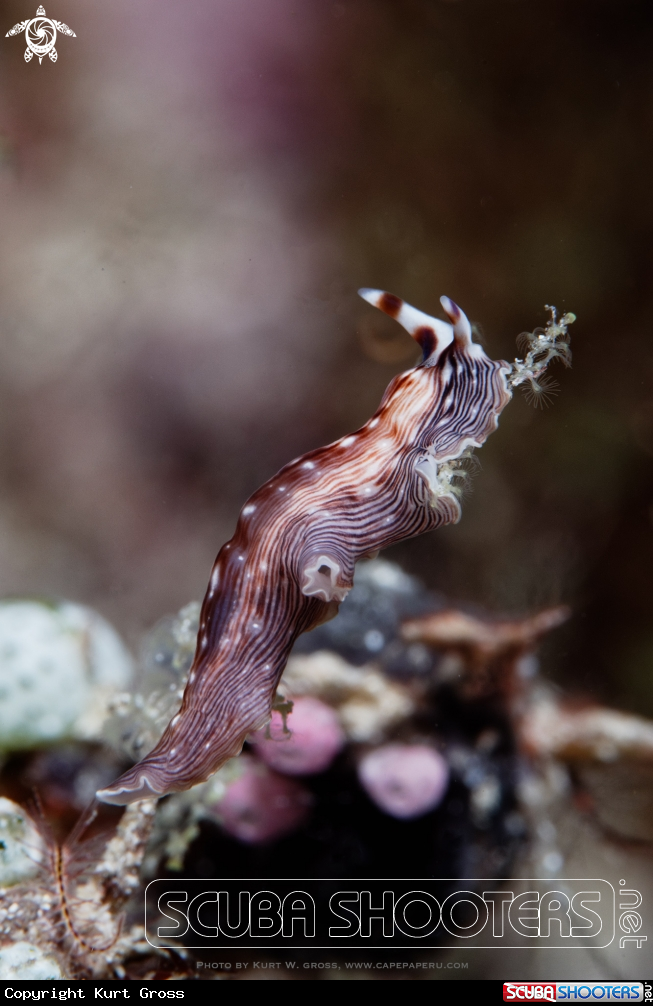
[0,0,651,716]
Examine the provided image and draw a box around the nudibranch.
[98,292,573,804]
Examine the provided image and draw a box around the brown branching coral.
[401,605,570,702]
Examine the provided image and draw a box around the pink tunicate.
[252,696,345,775]
[357,744,450,820]
[210,758,312,844]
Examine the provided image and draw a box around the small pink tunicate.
[211,758,312,844]
[252,696,345,775]
[357,744,450,820]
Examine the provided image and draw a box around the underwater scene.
[0,0,650,983]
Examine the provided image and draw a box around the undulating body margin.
[98,291,568,804]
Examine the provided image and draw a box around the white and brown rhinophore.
[98,290,573,804]
[5,5,75,64]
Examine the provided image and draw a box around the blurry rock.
[519,691,653,843]
[0,941,62,979]
[205,756,312,844]
[514,759,571,880]
[521,694,653,763]
[0,797,43,887]
[574,761,653,843]
[252,696,345,775]
[0,600,132,750]
[281,650,414,743]
[402,606,570,700]
[357,743,449,820]
[293,559,439,674]
[469,774,502,827]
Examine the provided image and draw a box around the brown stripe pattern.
[98,292,562,804]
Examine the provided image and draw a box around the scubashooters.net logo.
[5,6,75,64]
[144,878,640,950]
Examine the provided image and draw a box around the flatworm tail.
[98,292,556,804]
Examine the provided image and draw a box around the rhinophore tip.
[358,288,454,360]
[358,287,386,308]
[439,296,475,348]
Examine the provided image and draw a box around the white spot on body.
[242,504,256,516]
[358,482,379,497]
[340,436,356,447]
[303,461,315,470]
[368,418,379,428]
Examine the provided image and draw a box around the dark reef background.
[0,0,652,715]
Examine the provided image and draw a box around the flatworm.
[98,291,572,803]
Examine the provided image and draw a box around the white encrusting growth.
[508,306,574,406]
[414,447,477,515]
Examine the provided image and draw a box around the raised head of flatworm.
[98,291,574,804]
